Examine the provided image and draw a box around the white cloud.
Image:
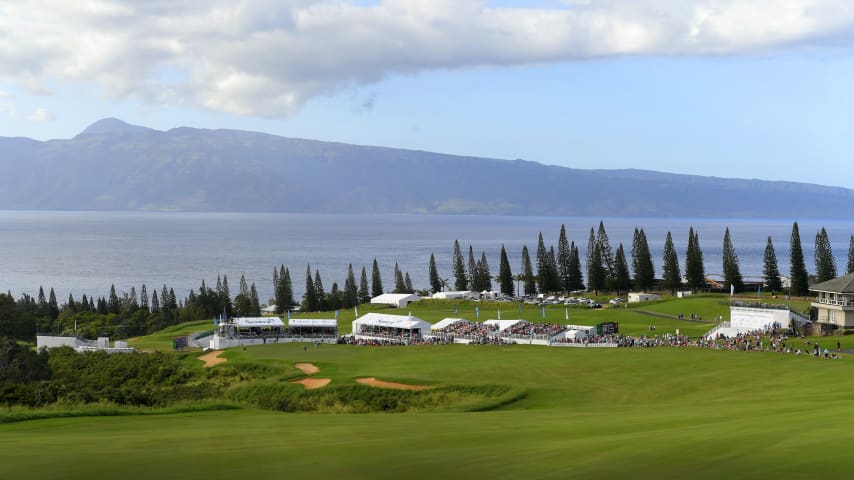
[0,90,16,116]
[26,108,54,122]
[0,0,852,116]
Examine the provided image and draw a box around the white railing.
[816,299,854,307]
[704,322,731,339]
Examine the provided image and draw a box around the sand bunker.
[294,363,320,375]
[291,378,332,389]
[355,377,433,391]
[198,350,227,368]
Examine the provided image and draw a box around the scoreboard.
[596,322,619,335]
[173,336,188,351]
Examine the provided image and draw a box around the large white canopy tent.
[352,313,430,343]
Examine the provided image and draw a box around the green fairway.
[6,294,853,479]
[3,342,854,479]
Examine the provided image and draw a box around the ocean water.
[1,211,853,303]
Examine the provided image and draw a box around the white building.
[370,293,422,308]
[352,313,431,343]
[288,319,338,339]
[430,291,478,300]
[705,302,798,339]
[628,292,661,303]
[36,335,135,353]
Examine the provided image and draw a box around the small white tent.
[370,293,422,308]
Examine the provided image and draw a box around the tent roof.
[234,317,284,328]
[431,318,467,330]
[289,319,337,328]
[811,272,854,294]
[371,293,422,303]
[483,319,524,331]
[353,312,430,330]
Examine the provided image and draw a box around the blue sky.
[2,1,854,187]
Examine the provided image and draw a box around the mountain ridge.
[1,118,851,218]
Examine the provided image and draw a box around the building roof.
[353,312,429,330]
[370,293,422,304]
[810,272,854,294]
[234,317,284,328]
[289,319,337,328]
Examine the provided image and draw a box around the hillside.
[2,118,852,217]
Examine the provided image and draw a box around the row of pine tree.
[2,221,851,341]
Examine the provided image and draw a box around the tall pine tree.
[612,244,631,295]
[557,224,572,292]
[371,258,383,297]
[567,241,585,292]
[358,266,370,304]
[498,245,514,297]
[311,270,325,311]
[790,222,810,296]
[587,242,606,294]
[848,235,854,275]
[479,252,492,292]
[586,228,597,292]
[596,221,616,288]
[521,245,536,296]
[631,228,655,292]
[814,227,837,283]
[393,262,406,293]
[684,227,706,292]
[428,253,441,294]
[536,233,550,293]
[467,245,477,292]
[763,236,783,292]
[662,231,681,294]
[404,272,413,293]
[722,227,744,293]
[452,240,467,291]
[344,264,358,308]
[302,265,318,312]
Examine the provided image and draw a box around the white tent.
[431,318,467,331]
[352,313,431,342]
[370,293,422,308]
[431,291,478,300]
[289,319,337,328]
[234,317,284,328]
[564,329,590,340]
[483,319,524,332]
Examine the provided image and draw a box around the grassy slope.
[3,344,854,479]
[9,294,853,479]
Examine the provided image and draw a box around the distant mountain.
[2,119,853,218]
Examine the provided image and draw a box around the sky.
[2,0,854,187]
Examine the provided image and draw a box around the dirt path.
[291,378,332,389]
[294,363,320,375]
[355,377,433,391]
[198,350,227,368]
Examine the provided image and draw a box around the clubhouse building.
[810,272,854,333]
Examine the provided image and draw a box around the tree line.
[2,221,850,343]
[426,220,852,299]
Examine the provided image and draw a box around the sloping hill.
[2,119,852,217]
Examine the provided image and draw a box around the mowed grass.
[4,343,854,479]
[128,319,214,351]
[13,294,851,479]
